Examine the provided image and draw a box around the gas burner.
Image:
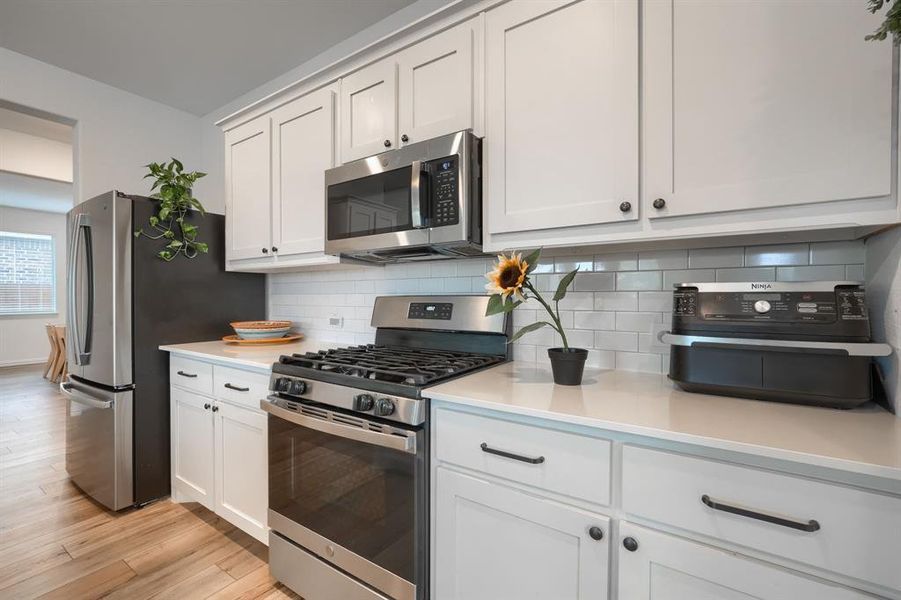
[279,344,503,387]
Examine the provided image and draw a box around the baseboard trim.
[0,359,46,368]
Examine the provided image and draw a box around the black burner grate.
[279,345,503,387]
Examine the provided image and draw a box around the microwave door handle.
[410,159,428,228]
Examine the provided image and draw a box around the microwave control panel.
[428,156,459,227]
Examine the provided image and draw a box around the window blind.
[0,231,56,315]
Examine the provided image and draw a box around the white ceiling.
[0,0,419,116]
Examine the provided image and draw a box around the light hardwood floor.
[0,365,301,600]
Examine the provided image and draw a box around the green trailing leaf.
[867,0,901,42]
[134,158,208,261]
[553,268,579,302]
[523,247,542,274]
[509,321,550,344]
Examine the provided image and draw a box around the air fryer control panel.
[672,283,870,340]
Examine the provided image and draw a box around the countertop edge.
[427,389,901,484]
[159,344,275,372]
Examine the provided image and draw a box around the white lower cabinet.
[170,387,215,510]
[170,358,269,544]
[617,523,870,600]
[434,466,609,600]
[213,401,268,543]
[432,403,889,600]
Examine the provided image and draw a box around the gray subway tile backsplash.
[744,243,809,267]
[268,240,866,375]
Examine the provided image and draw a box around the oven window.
[269,415,417,582]
[327,166,413,240]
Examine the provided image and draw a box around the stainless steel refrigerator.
[63,191,265,510]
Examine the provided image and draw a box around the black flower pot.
[548,347,588,385]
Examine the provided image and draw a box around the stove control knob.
[288,380,307,396]
[275,377,292,393]
[753,300,772,314]
[374,398,396,417]
[354,394,375,411]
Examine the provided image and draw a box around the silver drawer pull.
[480,442,545,464]
[701,494,820,532]
[176,370,198,378]
[224,383,250,392]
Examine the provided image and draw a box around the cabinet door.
[170,387,214,510]
[643,0,893,219]
[485,0,639,235]
[397,22,474,146]
[434,467,609,600]
[270,87,336,258]
[618,523,870,600]
[340,59,397,163]
[224,116,272,260]
[214,401,268,544]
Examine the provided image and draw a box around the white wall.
[866,227,901,413]
[0,128,72,181]
[0,206,67,366]
[0,47,202,206]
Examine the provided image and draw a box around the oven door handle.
[261,400,417,454]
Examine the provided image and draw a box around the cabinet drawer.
[213,365,270,410]
[622,445,901,592]
[435,407,611,506]
[170,355,213,395]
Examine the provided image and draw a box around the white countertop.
[427,363,901,483]
[159,338,326,370]
[158,341,901,483]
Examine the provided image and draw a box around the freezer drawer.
[62,379,133,510]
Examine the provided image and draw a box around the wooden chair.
[43,324,59,380]
[47,325,67,383]
[53,327,68,382]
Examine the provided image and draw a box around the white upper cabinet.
[643,0,894,220]
[340,59,398,163]
[485,0,639,236]
[224,117,272,261]
[340,20,477,163]
[224,86,341,271]
[271,88,336,257]
[397,22,474,146]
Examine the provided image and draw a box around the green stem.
[524,282,569,350]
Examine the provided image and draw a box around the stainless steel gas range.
[261,295,510,600]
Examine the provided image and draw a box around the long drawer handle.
[701,494,820,532]
[224,383,250,392]
[177,371,198,378]
[480,442,545,464]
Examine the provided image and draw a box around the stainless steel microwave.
[325,130,482,263]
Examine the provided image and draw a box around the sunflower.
[485,252,529,300]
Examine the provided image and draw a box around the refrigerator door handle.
[68,214,94,365]
[60,381,113,409]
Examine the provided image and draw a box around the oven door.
[263,399,427,600]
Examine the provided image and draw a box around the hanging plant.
[134,158,208,261]
[866,0,901,43]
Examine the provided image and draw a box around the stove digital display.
[408,302,453,320]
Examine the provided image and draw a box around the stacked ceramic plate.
[230,320,293,340]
